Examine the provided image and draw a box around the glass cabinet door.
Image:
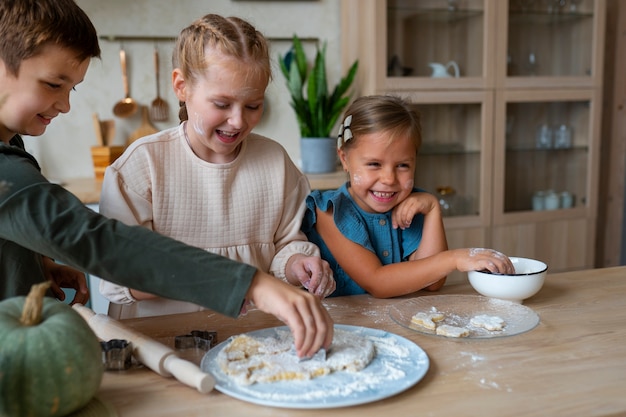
[411,99,488,219]
[504,100,589,212]
[387,0,487,82]
[506,0,596,78]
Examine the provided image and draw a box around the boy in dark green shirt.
[0,0,332,358]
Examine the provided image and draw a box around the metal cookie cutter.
[100,339,133,371]
[174,330,217,351]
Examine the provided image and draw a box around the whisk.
[149,47,169,122]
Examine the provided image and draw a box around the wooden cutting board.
[127,105,158,146]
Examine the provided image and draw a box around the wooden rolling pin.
[73,304,215,394]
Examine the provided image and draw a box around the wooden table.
[95,267,626,416]
[62,177,101,205]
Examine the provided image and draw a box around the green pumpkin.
[0,282,103,417]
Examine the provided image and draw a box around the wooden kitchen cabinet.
[341,0,605,275]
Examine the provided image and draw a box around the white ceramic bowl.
[467,257,547,303]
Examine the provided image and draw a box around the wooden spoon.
[92,113,104,146]
[92,113,116,146]
[113,48,138,118]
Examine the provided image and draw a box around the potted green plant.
[279,35,358,174]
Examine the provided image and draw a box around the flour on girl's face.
[402,178,414,191]
[351,171,363,186]
[192,112,207,138]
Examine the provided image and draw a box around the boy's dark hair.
[0,0,100,75]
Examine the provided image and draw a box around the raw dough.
[410,311,445,330]
[470,314,506,331]
[217,329,375,385]
[435,324,470,338]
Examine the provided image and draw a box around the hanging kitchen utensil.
[92,113,116,146]
[127,105,159,146]
[101,119,116,146]
[112,47,138,118]
[149,47,169,122]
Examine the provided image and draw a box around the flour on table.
[470,314,506,331]
[217,329,375,385]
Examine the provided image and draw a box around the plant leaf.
[279,34,358,138]
[278,49,292,79]
[287,59,304,102]
[292,35,308,85]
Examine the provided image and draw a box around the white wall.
[28,0,343,181]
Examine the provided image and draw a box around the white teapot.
[428,61,460,78]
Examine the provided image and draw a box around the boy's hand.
[42,257,90,305]
[392,192,439,230]
[288,254,336,298]
[246,271,334,358]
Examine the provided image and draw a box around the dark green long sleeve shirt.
[0,136,255,317]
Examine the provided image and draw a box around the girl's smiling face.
[0,43,89,143]
[339,130,417,213]
[173,51,268,164]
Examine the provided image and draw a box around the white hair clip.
[337,114,353,149]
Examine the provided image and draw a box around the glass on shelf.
[553,124,573,149]
[504,100,589,212]
[507,0,595,77]
[437,186,461,216]
[531,190,576,211]
[387,0,485,78]
[533,123,572,150]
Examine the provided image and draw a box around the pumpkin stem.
[20,281,52,326]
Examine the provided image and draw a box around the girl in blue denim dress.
[302,95,514,297]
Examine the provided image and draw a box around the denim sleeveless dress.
[302,183,425,296]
